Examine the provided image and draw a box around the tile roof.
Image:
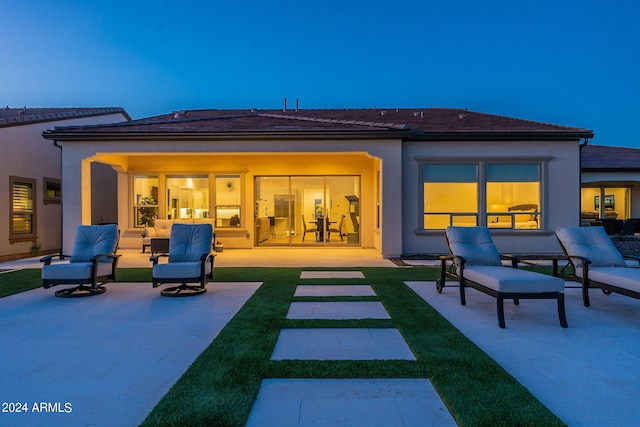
[581,144,640,170]
[42,107,594,140]
[0,107,131,127]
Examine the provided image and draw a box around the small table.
[150,238,170,254]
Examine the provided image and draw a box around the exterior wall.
[60,138,403,257]
[401,139,581,255]
[0,113,127,261]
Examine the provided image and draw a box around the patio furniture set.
[40,223,640,325]
[437,225,640,328]
[41,223,215,298]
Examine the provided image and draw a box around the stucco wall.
[401,139,581,255]
[0,113,127,260]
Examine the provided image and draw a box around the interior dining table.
[314,217,336,242]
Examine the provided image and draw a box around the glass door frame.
[254,175,360,247]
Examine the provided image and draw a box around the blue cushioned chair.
[438,226,567,328]
[41,224,120,298]
[151,223,214,297]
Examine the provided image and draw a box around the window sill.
[10,235,37,244]
[414,229,553,236]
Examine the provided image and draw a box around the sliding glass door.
[255,175,360,246]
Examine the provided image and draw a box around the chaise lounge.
[437,226,567,328]
[554,226,640,307]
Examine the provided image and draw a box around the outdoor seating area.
[2,251,639,426]
[40,224,120,297]
[151,223,215,296]
[554,226,640,307]
[438,226,567,328]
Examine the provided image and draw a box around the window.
[10,176,37,241]
[167,175,209,220]
[581,187,629,221]
[43,177,61,204]
[133,176,159,227]
[486,163,540,229]
[422,162,542,230]
[215,176,241,227]
[423,164,478,229]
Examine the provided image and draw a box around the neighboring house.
[43,108,593,258]
[581,144,640,224]
[0,107,130,262]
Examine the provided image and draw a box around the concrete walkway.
[248,274,456,426]
[0,281,260,427]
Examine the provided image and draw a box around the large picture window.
[10,176,37,241]
[423,164,478,229]
[422,162,542,230]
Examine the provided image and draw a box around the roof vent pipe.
[283,97,287,112]
[295,99,299,112]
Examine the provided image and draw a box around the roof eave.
[410,130,594,141]
[42,129,412,141]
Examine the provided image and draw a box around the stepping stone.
[286,301,390,320]
[246,378,457,426]
[294,284,375,297]
[271,328,415,360]
[300,271,365,279]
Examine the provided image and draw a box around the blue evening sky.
[1,1,638,146]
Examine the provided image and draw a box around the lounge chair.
[554,226,640,307]
[150,223,215,297]
[40,224,120,298]
[437,226,567,328]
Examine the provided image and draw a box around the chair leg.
[497,295,506,328]
[557,293,568,328]
[582,279,591,307]
[459,279,467,305]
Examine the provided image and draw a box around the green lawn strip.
[0,269,41,297]
[361,267,564,426]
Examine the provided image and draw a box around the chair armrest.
[90,253,120,263]
[501,254,520,268]
[551,255,569,276]
[150,253,169,266]
[199,252,216,262]
[623,255,640,266]
[439,254,466,264]
[40,254,71,265]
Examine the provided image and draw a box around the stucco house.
[581,144,640,227]
[42,107,593,258]
[0,107,130,262]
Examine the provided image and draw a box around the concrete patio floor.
[1,250,639,426]
[408,281,640,427]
